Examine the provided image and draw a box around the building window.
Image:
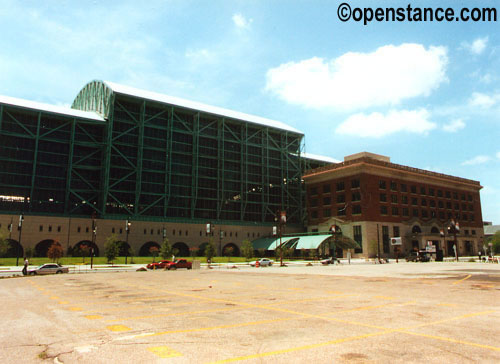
[112,227,116,233]
[391,195,398,204]
[40,225,43,232]
[380,206,388,215]
[144,229,147,234]
[468,194,473,202]
[310,187,318,195]
[337,194,345,203]
[173,229,176,236]
[352,192,361,202]
[353,225,363,253]
[469,204,474,211]
[439,211,444,219]
[323,208,331,218]
[380,193,387,202]
[411,185,417,194]
[437,190,443,197]
[311,198,318,207]
[422,210,428,218]
[403,208,409,217]
[77,226,81,233]
[429,188,435,196]
[151,229,154,235]
[412,197,418,206]
[338,206,346,216]
[462,213,468,221]
[430,200,436,208]
[412,209,419,217]
[420,186,426,195]
[401,184,407,192]
[379,180,387,189]
[461,193,466,201]
[57,226,61,232]
[323,184,330,193]
[453,192,458,200]
[401,195,408,204]
[351,179,360,189]
[119,228,123,234]
[48,225,52,232]
[445,191,451,198]
[392,207,399,215]
[352,205,361,214]
[421,199,427,206]
[390,181,397,191]
[336,181,345,191]
[438,200,444,208]
[323,197,331,205]
[393,226,400,237]
[311,211,318,219]
[86,227,89,233]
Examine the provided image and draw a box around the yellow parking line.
[107,325,131,332]
[148,346,182,358]
[135,317,294,338]
[105,306,241,323]
[399,330,500,351]
[210,330,395,363]
[452,274,471,285]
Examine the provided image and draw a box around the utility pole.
[16,214,24,266]
[91,216,96,269]
[125,219,131,264]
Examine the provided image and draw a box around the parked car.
[165,259,192,270]
[28,263,69,275]
[147,260,172,269]
[406,251,430,262]
[320,257,338,265]
[249,258,274,267]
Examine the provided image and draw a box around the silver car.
[249,258,274,267]
[28,263,69,275]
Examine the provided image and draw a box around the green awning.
[252,234,334,251]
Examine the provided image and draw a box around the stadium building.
[0,80,334,258]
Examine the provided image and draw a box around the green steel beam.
[64,119,76,214]
[29,113,42,204]
[134,100,145,215]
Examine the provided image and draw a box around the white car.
[249,258,274,267]
[28,263,69,275]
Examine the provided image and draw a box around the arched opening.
[73,240,100,257]
[173,242,189,257]
[198,242,209,256]
[430,227,440,234]
[35,239,58,257]
[117,241,131,256]
[139,241,160,256]
[3,239,23,258]
[411,225,422,234]
[222,243,240,257]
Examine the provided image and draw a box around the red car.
[165,259,192,270]
[146,260,172,269]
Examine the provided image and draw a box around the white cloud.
[265,43,448,111]
[462,37,489,55]
[468,92,500,109]
[232,13,252,29]
[335,109,436,138]
[461,155,491,166]
[442,119,465,133]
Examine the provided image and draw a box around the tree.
[160,238,173,260]
[487,231,500,254]
[205,239,216,264]
[104,234,119,265]
[241,239,253,261]
[79,244,89,263]
[25,247,34,259]
[189,247,199,257]
[0,228,9,257]
[47,242,63,262]
[150,246,159,262]
[224,246,234,262]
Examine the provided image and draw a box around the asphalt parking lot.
[1,262,499,363]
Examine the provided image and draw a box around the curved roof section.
[72,80,303,134]
[0,94,104,121]
[302,152,340,164]
[252,234,334,251]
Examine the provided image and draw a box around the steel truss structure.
[1,80,312,226]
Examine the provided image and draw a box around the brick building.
[303,152,484,259]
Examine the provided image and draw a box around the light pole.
[16,214,24,266]
[448,219,459,261]
[219,229,224,257]
[91,216,97,269]
[125,219,131,264]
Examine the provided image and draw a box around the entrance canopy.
[252,234,334,251]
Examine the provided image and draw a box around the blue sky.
[1,0,499,223]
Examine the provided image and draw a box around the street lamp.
[273,211,286,266]
[447,219,459,261]
[125,219,131,264]
[91,216,97,269]
[16,214,24,266]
